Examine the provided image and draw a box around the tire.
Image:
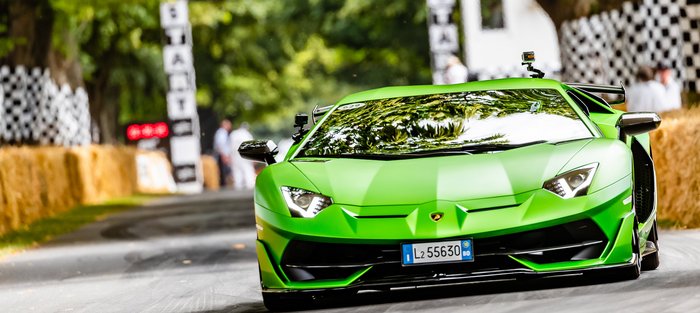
[641,221,660,271]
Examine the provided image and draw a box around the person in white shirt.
[656,63,682,111]
[626,66,669,113]
[213,119,231,187]
[229,122,256,190]
[444,55,468,84]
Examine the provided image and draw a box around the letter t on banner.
[160,0,203,194]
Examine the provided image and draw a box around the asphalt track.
[1,190,700,313]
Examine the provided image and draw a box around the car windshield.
[296,88,594,158]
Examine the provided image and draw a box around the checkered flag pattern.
[559,0,696,90]
[0,65,91,146]
[681,3,700,91]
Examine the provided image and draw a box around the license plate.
[401,239,473,265]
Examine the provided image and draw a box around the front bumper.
[256,175,635,293]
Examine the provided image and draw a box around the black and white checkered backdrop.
[0,66,91,146]
[559,0,700,91]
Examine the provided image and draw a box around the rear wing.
[565,82,626,105]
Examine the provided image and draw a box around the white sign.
[167,91,197,119]
[160,1,189,28]
[427,0,455,8]
[168,72,193,91]
[164,27,189,45]
[427,0,461,85]
[160,0,203,194]
[429,24,459,52]
[163,45,193,73]
[170,136,201,164]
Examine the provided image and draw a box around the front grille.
[359,255,523,285]
[477,219,608,264]
[280,219,608,282]
[281,241,397,281]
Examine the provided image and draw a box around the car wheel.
[641,220,660,271]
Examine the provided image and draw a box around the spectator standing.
[229,122,256,190]
[444,55,468,84]
[656,63,682,110]
[626,66,668,113]
[213,119,232,187]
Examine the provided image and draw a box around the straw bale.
[67,146,138,204]
[66,147,98,204]
[651,107,700,228]
[0,145,145,236]
[33,147,78,215]
[201,155,220,191]
[0,147,79,235]
[0,148,41,233]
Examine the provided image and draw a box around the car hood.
[289,139,613,206]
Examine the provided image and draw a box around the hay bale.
[92,146,138,201]
[651,107,700,228]
[0,147,61,234]
[33,147,78,215]
[68,146,138,204]
[66,147,98,204]
[201,155,220,191]
[0,145,141,236]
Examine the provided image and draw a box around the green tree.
[1,0,434,141]
[188,0,432,134]
[0,0,165,143]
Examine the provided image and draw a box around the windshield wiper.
[551,137,593,145]
[403,140,548,156]
[294,153,403,160]
[294,140,550,160]
[460,140,549,152]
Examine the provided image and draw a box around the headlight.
[543,163,598,199]
[281,186,333,218]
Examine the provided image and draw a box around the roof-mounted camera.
[521,51,545,79]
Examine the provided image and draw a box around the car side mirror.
[238,140,278,165]
[617,112,661,137]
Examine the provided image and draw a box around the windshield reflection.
[297,89,593,157]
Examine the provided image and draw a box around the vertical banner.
[427,0,460,85]
[160,0,203,194]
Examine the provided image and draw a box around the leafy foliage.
[188,0,432,133]
[299,89,585,156]
[1,0,432,139]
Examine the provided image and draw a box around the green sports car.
[239,76,661,310]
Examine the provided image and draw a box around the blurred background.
[0,0,699,239]
[1,1,700,311]
[1,0,697,145]
[1,0,433,145]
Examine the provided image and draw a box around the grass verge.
[0,195,154,258]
